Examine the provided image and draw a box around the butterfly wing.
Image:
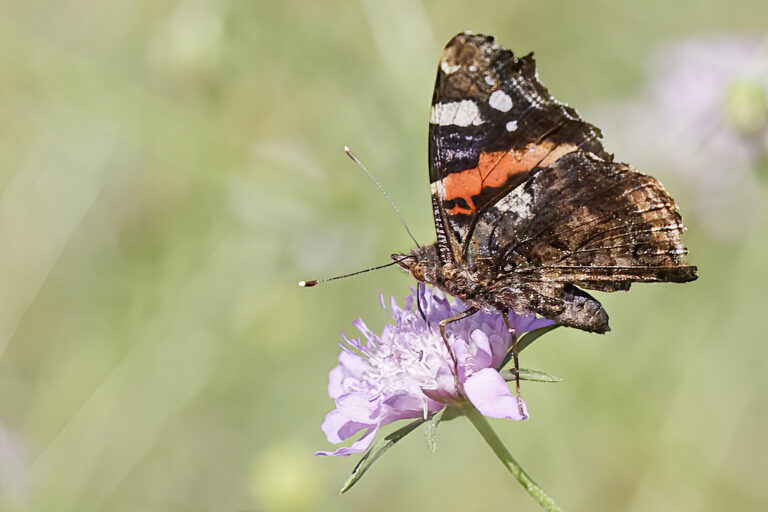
[429,32,606,265]
[471,150,698,332]
[428,32,696,332]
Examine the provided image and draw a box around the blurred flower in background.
[0,421,27,509]
[594,35,768,241]
[317,286,553,456]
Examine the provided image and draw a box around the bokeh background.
[1,1,767,511]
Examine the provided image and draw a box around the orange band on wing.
[441,142,577,215]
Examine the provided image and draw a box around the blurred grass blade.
[501,368,563,383]
[500,324,561,369]
[340,418,425,494]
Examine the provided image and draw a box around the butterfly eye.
[410,263,426,282]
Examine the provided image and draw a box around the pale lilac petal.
[510,314,555,334]
[422,365,458,404]
[453,337,478,383]
[337,349,368,378]
[524,315,556,332]
[382,405,438,424]
[383,393,444,421]
[316,425,379,456]
[336,392,379,423]
[327,365,346,399]
[487,332,509,367]
[320,410,368,444]
[468,329,492,369]
[382,392,423,413]
[464,368,529,420]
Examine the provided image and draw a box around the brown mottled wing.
[428,32,606,265]
[471,151,698,332]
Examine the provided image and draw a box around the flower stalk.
[459,402,564,512]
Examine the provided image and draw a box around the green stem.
[460,403,564,512]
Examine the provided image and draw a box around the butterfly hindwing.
[469,150,697,331]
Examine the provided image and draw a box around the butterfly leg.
[438,307,478,385]
[416,282,429,325]
[502,312,526,418]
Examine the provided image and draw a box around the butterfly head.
[391,244,441,285]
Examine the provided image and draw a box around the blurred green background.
[0,1,767,511]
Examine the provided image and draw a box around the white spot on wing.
[494,185,535,221]
[430,181,445,196]
[441,59,461,74]
[506,120,518,132]
[489,90,513,112]
[430,101,484,127]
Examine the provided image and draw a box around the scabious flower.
[316,286,554,456]
[592,35,768,241]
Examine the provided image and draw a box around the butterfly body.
[392,32,697,333]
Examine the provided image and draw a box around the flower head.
[316,286,554,456]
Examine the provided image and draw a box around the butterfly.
[393,32,698,339]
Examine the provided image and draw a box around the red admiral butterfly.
[393,32,697,336]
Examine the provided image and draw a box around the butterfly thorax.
[392,244,501,313]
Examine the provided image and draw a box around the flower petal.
[382,391,423,413]
[320,409,369,444]
[468,329,492,369]
[337,349,369,378]
[463,368,529,420]
[336,391,379,423]
[511,314,555,334]
[315,424,379,456]
[327,365,346,399]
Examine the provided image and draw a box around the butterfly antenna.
[298,257,410,287]
[344,146,421,248]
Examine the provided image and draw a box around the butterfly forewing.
[428,32,606,264]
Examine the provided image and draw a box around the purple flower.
[316,286,554,456]
[592,35,768,241]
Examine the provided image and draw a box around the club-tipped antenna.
[298,257,409,287]
[344,146,421,248]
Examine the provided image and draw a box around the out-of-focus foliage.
[0,1,766,511]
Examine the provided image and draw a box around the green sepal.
[424,408,444,453]
[340,418,425,494]
[501,368,562,383]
